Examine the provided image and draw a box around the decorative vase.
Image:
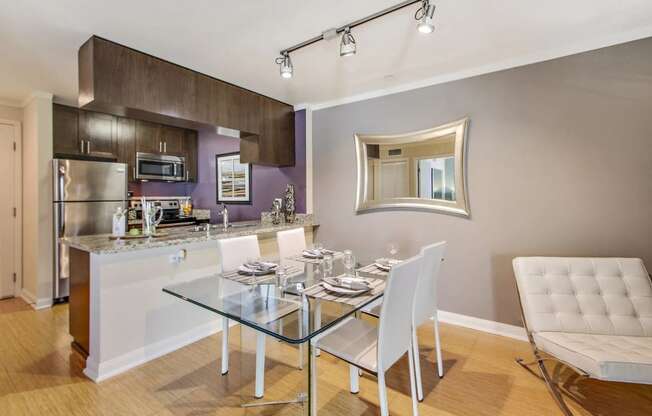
[284,184,296,223]
[271,199,282,225]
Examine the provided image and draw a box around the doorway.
[0,121,20,299]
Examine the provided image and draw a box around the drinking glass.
[322,253,334,277]
[342,250,355,276]
[275,266,288,289]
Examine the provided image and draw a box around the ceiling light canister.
[276,52,293,79]
[339,27,357,57]
[416,0,436,34]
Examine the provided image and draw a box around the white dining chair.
[275,228,308,368]
[311,254,423,416]
[277,227,306,260]
[362,241,446,401]
[217,235,268,398]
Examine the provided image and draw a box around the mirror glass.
[355,118,470,217]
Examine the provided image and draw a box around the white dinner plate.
[322,280,370,296]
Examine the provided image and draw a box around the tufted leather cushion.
[534,332,652,384]
[513,258,652,336]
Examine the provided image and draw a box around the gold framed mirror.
[354,118,470,217]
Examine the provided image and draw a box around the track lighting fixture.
[415,0,436,34]
[276,1,435,79]
[339,27,357,57]
[276,52,293,79]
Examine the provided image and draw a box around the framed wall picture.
[216,152,252,204]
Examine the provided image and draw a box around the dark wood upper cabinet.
[53,104,199,182]
[53,104,81,155]
[79,36,295,166]
[135,120,161,154]
[79,111,117,159]
[160,125,185,155]
[241,99,295,167]
[183,130,198,182]
[115,117,136,181]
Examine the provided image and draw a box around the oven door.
[136,153,185,181]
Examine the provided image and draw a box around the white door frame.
[0,119,22,299]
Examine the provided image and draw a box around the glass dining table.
[162,255,388,415]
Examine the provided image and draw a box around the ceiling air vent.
[388,148,402,156]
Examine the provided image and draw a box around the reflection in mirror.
[355,118,469,217]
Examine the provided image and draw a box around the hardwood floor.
[0,297,650,415]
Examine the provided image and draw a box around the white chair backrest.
[377,253,422,372]
[218,235,261,272]
[413,241,446,326]
[277,228,306,259]
[513,257,652,337]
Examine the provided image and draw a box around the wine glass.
[387,242,399,259]
[342,250,355,276]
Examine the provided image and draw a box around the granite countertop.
[63,214,316,255]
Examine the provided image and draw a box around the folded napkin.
[323,276,370,291]
[302,248,334,259]
[238,261,278,275]
[374,258,402,271]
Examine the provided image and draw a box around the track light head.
[276,52,293,79]
[415,0,436,34]
[339,27,357,57]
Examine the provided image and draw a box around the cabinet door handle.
[133,167,136,180]
[86,140,90,154]
[159,141,162,152]
[164,142,167,153]
[80,140,84,154]
[186,169,189,181]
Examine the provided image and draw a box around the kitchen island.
[62,215,316,382]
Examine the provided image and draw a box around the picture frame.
[216,152,252,204]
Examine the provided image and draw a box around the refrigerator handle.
[53,203,62,297]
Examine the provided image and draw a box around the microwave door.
[137,160,174,180]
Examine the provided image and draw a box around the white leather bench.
[513,257,652,415]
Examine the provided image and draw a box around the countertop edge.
[64,221,319,255]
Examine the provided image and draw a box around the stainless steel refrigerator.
[53,159,127,301]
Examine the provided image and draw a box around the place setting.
[223,259,302,286]
[302,249,385,306]
[357,243,403,275]
[291,242,342,263]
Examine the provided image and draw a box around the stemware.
[387,242,399,258]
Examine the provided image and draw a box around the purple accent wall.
[130,110,307,223]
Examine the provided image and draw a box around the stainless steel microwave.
[135,152,186,181]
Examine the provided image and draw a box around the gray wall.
[313,37,652,326]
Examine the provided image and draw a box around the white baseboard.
[19,290,52,310]
[438,310,528,342]
[84,320,224,383]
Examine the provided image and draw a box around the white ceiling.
[2,0,652,109]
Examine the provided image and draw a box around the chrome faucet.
[220,203,229,230]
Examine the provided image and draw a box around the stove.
[129,198,205,228]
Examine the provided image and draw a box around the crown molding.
[20,91,54,108]
[295,25,652,112]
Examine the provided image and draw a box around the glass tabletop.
[162,256,387,344]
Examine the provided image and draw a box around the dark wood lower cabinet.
[69,247,90,358]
